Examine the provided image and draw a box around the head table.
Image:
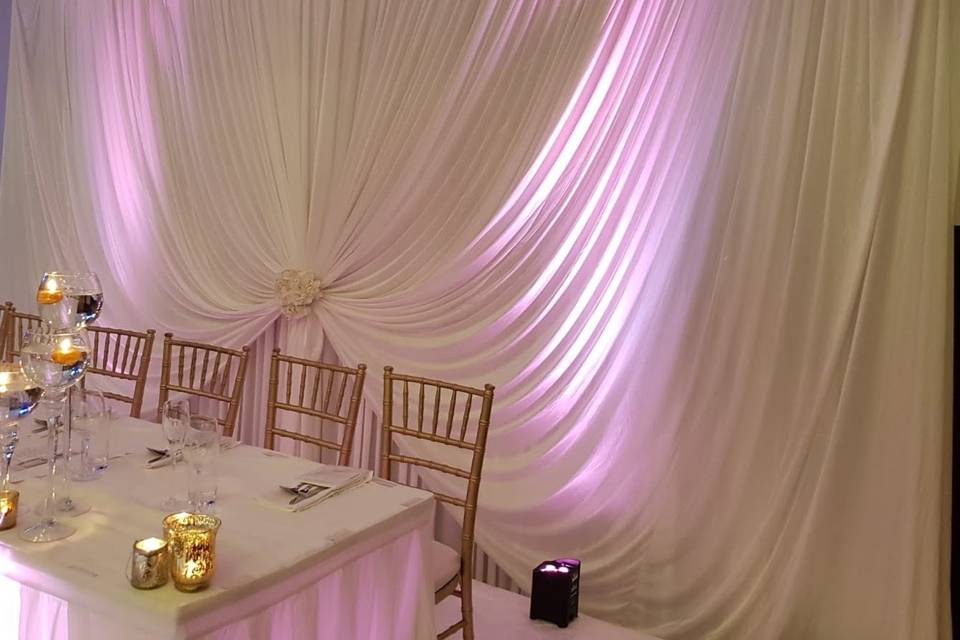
[0,417,436,639]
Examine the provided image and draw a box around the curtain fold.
[0,0,955,637]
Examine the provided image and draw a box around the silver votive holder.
[0,490,19,531]
[130,537,170,589]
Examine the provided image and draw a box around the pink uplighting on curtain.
[0,0,954,637]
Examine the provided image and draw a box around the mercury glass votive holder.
[163,512,221,592]
[0,490,18,530]
[130,537,169,589]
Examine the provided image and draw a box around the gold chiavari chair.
[265,349,366,465]
[380,366,495,640]
[0,302,11,361]
[2,304,43,362]
[158,333,250,439]
[82,325,156,418]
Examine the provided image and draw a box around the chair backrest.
[82,325,156,418]
[0,302,11,361]
[265,349,366,466]
[158,333,249,438]
[380,366,494,583]
[2,304,43,362]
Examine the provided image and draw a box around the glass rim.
[162,511,221,531]
[40,271,100,279]
[22,327,89,339]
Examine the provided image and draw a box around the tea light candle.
[36,278,63,305]
[51,337,82,366]
[163,512,221,592]
[130,537,169,589]
[0,490,19,531]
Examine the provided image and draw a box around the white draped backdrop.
[0,0,957,637]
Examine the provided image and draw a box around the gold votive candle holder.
[0,490,18,531]
[163,512,221,592]
[130,537,169,589]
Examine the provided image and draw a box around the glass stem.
[79,432,90,476]
[62,389,74,508]
[43,394,66,525]
[1,448,12,492]
[172,446,181,497]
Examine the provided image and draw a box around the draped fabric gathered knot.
[275,269,323,319]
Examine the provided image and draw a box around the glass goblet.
[19,328,90,542]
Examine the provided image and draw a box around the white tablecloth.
[0,417,436,639]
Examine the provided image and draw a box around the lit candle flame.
[135,537,166,553]
[185,559,203,578]
[51,337,82,366]
[45,278,59,293]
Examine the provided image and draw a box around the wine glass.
[183,416,220,514]
[160,398,191,511]
[0,364,41,491]
[70,388,107,481]
[18,327,90,542]
[36,272,104,330]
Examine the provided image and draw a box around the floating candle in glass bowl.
[36,277,63,305]
[51,337,83,366]
[36,272,103,329]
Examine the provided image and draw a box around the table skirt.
[1,522,434,640]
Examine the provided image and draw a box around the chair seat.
[430,540,460,592]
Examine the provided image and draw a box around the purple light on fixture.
[531,558,581,627]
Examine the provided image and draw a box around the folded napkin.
[145,438,240,469]
[259,465,373,513]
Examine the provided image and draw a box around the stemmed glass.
[0,364,42,491]
[18,328,90,542]
[183,416,220,514]
[35,271,103,516]
[70,388,107,481]
[160,399,191,511]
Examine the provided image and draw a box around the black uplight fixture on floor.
[529,558,581,628]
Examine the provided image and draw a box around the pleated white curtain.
[1,0,957,637]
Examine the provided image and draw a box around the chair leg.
[461,595,474,640]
